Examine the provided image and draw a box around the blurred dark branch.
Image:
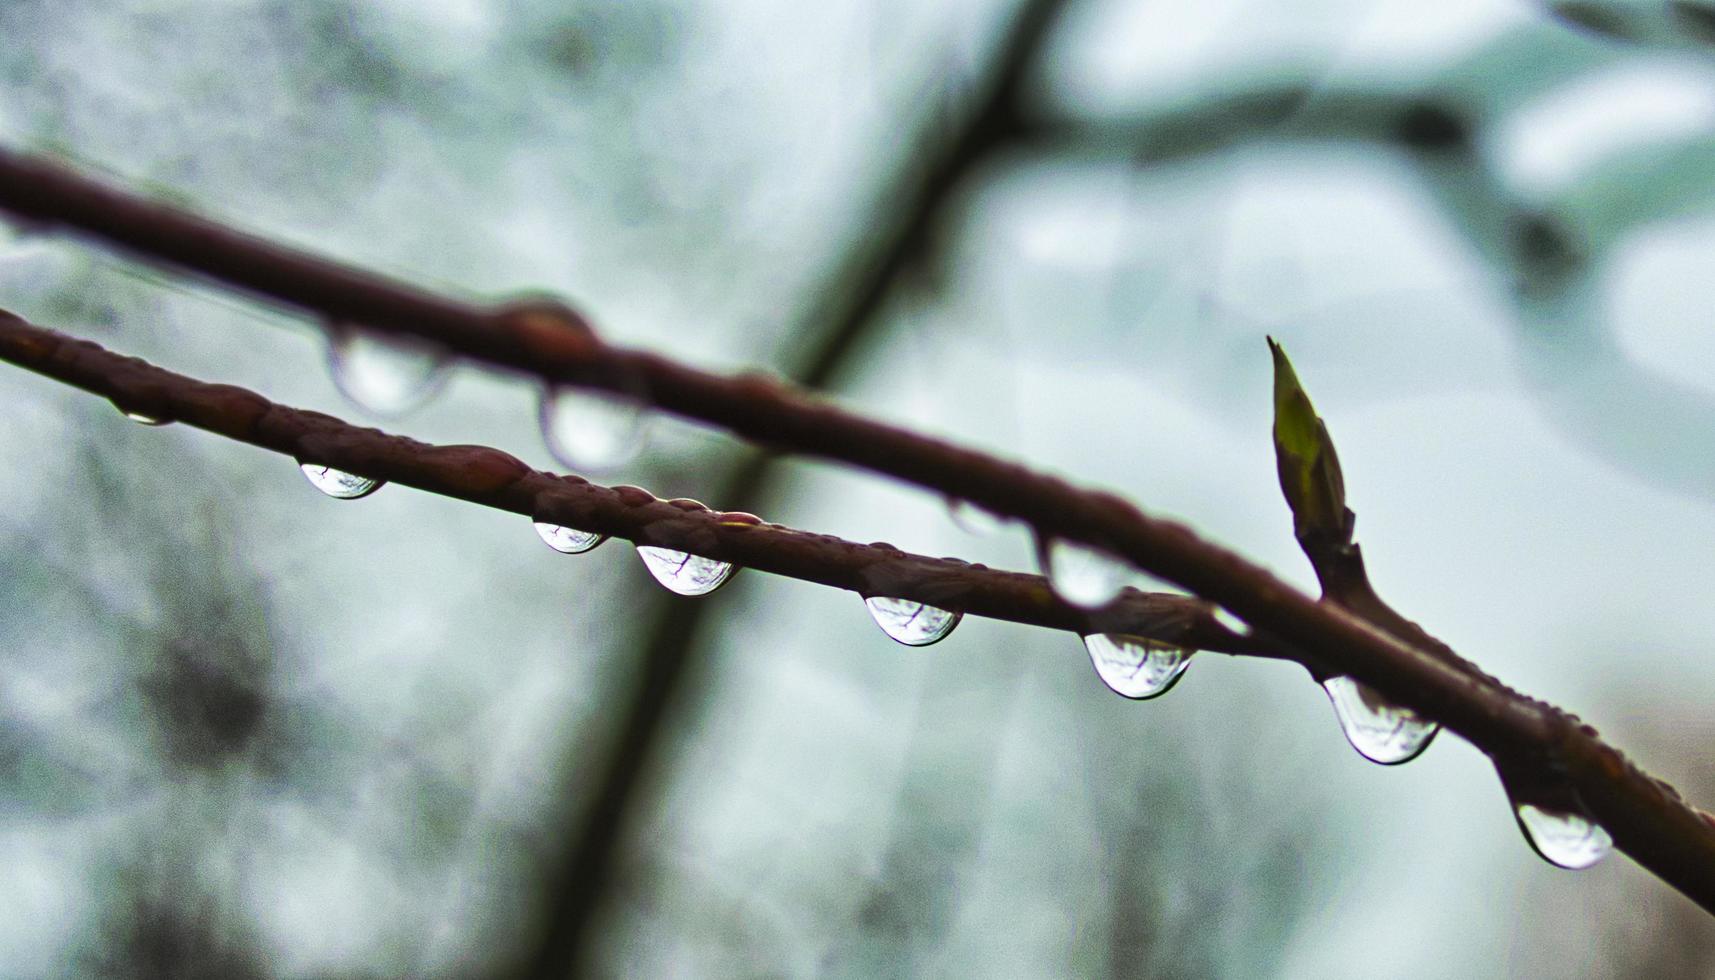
[521,2,1074,974]
[779,0,1067,392]
[1542,0,1715,46]
[3,123,1715,911]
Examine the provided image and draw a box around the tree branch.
[519,2,1079,972]
[0,310,1265,655]
[2,150,1714,912]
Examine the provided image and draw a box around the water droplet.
[636,546,734,596]
[864,596,961,646]
[1321,675,1438,765]
[533,522,606,554]
[299,463,384,500]
[539,385,647,473]
[1516,806,1605,875]
[327,326,450,416]
[948,497,1002,535]
[1040,538,1130,609]
[1082,634,1193,699]
[1513,803,1612,870]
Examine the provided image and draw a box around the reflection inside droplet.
[1040,537,1130,609]
[539,385,647,473]
[1513,802,1613,870]
[533,521,606,554]
[299,463,384,500]
[636,546,734,595]
[864,596,961,646]
[327,325,451,416]
[1082,634,1193,699]
[1322,675,1438,765]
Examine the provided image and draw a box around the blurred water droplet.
[948,497,1002,535]
[1321,676,1438,764]
[1040,538,1130,609]
[1082,634,1193,699]
[299,463,383,500]
[534,522,606,554]
[539,385,646,472]
[1512,802,1612,870]
[864,597,961,646]
[327,326,450,416]
[636,546,733,595]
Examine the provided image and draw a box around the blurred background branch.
[7,0,1715,975]
[517,2,1074,974]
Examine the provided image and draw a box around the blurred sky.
[3,0,1715,976]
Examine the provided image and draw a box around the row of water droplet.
[942,499,1612,870]
[109,327,1616,871]
[328,325,649,474]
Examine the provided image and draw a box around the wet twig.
[519,1,1077,973]
[0,310,1264,655]
[2,141,1715,912]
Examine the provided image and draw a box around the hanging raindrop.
[864,596,961,646]
[533,522,606,555]
[327,325,451,416]
[539,385,647,473]
[636,546,734,596]
[299,463,384,500]
[1321,675,1438,765]
[947,497,1002,535]
[1040,537,1130,609]
[1082,634,1193,699]
[1512,802,1613,870]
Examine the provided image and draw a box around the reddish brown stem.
[1,152,1712,912]
[0,310,1261,657]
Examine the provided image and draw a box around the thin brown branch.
[522,3,1077,973]
[2,151,1714,911]
[0,309,1263,656]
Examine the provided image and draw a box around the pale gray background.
[2,0,1713,976]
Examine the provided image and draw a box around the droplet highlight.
[113,401,171,426]
[1321,675,1438,765]
[533,522,606,555]
[1040,538,1130,609]
[1513,803,1613,870]
[1082,634,1193,699]
[636,546,734,596]
[539,385,647,473]
[864,597,961,647]
[1212,606,1249,635]
[299,463,384,500]
[327,326,450,416]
